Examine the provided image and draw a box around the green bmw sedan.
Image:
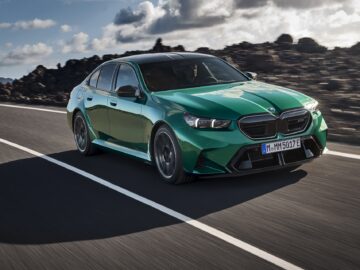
[67,52,328,184]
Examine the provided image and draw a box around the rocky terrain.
[0,35,359,144]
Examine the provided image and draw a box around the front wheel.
[153,125,195,184]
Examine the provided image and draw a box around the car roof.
[109,52,216,65]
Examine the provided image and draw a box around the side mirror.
[116,85,141,98]
[245,72,257,80]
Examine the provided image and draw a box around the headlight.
[304,100,319,112]
[184,113,231,129]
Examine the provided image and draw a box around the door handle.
[87,96,93,101]
[110,101,117,106]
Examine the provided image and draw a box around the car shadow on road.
[0,150,307,244]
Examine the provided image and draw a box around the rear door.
[108,63,147,152]
[85,62,117,139]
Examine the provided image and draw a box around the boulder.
[152,38,171,52]
[275,34,293,44]
[297,37,327,53]
[275,34,294,49]
[173,45,185,52]
[195,47,212,54]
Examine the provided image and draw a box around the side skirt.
[92,139,151,162]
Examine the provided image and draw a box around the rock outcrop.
[296,37,327,53]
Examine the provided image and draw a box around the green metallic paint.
[67,56,328,176]
[152,81,314,120]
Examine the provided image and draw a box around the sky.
[0,0,359,79]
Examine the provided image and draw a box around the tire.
[153,125,195,184]
[73,111,97,156]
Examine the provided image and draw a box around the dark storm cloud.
[235,0,268,9]
[114,7,146,25]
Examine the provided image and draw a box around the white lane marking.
[0,138,302,270]
[326,150,360,160]
[0,104,66,114]
[1,103,360,161]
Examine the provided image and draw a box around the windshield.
[139,57,249,92]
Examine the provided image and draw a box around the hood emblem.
[268,107,276,113]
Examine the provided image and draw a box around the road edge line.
[0,103,66,114]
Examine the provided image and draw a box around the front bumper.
[174,110,327,175]
[227,136,323,176]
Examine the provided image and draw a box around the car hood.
[152,81,314,120]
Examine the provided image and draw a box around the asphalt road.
[0,103,359,270]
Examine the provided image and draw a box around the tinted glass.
[140,57,248,92]
[89,69,100,88]
[97,63,117,91]
[115,64,139,90]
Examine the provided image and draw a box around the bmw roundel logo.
[268,107,276,113]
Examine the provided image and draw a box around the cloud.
[14,19,56,30]
[272,0,348,9]
[0,43,53,66]
[0,18,56,30]
[60,24,72,32]
[90,0,360,51]
[235,0,268,9]
[111,0,356,37]
[113,0,235,35]
[91,24,119,51]
[0,22,11,29]
[148,0,235,34]
[114,7,147,25]
[62,32,89,53]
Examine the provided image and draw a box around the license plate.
[261,138,301,155]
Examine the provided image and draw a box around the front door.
[108,63,147,152]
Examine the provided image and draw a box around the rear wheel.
[153,125,194,184]
[73,111,97,156]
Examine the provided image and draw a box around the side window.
[115,64,139,91]
[89,69,100,88]
[97,63,117,91]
